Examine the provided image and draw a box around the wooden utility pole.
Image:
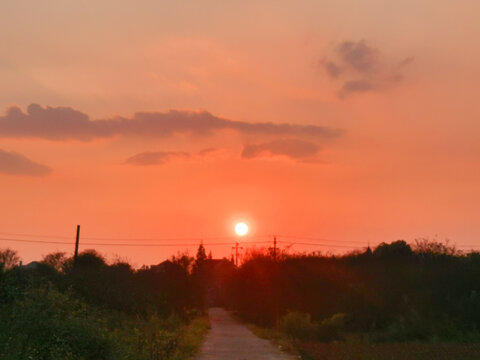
[73,225,80,268]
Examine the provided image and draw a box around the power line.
[81,235,271,241]
[0,231,271,242]
[0,231,72,240]
[277,241,361,249]
[0,230,370,246]
[1,231,479,250]
[0,237,272,247]
[277,234,373,244]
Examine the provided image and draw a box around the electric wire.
[1,232,479,249]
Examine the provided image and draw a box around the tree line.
[1,238,480,359]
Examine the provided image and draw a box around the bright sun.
[235,222,248,236]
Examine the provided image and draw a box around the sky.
[1,0,479,266]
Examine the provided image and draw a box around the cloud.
[324,61,343,78]
[125,151,190,166]
[323,40,413,97]
[340,80,374,97]
[197,147,221,157]
[337,40,379,74]
[399,56,415,68]
[126,147,224,166]
[128,139,324,166]
[241,138,321,161]
[0,149,52,176]
[0,104,342,141]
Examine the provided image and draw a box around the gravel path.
[196,308,296,360]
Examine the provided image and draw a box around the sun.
[235,222,248,236]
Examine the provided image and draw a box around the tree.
[0,248,20,270]
[42,251,67,272]
[413,238,457,256]
[170,251,194,273]
[75,249,106,269]
[373,240,413,258]
[195,242,207,269]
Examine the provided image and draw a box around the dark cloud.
[0,104,342,141]
[337,40,379,74]
[323,40,412,97]
[324,61,343,78]
[2,104,96,140]
[0,149,52,176]
[241,138,321,161]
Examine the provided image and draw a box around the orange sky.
[1,1,479,265]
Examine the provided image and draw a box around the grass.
[249,324,300,356]
[295,341,480,360]
[174,315,211,360]
[238,318,480,360]
[108,312,211,360]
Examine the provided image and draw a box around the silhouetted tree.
[170,251,194,274]
[41,251,67,272]
[0,248,20,270]
[373,240,413,258]
[194,242,207,270]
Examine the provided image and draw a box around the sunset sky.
[1,1,479,265]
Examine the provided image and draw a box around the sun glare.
[235,222,248,236]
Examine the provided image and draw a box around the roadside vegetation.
[3,238,480,359]
[224,239,480,359]
[0,248,210,360]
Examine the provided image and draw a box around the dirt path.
[196,308,296,360]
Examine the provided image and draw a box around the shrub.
[279,311,318,340]
[0,286,117,360]
[316,313,346,341]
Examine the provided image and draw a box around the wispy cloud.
[0,149,51,176]
[241,138,322,162]
[0,104,342,141]
[125,151,190,166]
[322,40,413,97]
[126,147,224,166]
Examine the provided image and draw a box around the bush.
[279,311,318,340]
[317,313,346,341]
[0,286,117,360]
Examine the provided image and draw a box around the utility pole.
[73,225,80,268]
[232,242,243,267]
[273,235,277,262]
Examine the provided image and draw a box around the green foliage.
[0,286,115,360]
[279,311,318,340]
[0,283,207,360]
[227,239,480,343]
[0,248,207,360]
[322,313,348,328]
[279,311,341,342]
